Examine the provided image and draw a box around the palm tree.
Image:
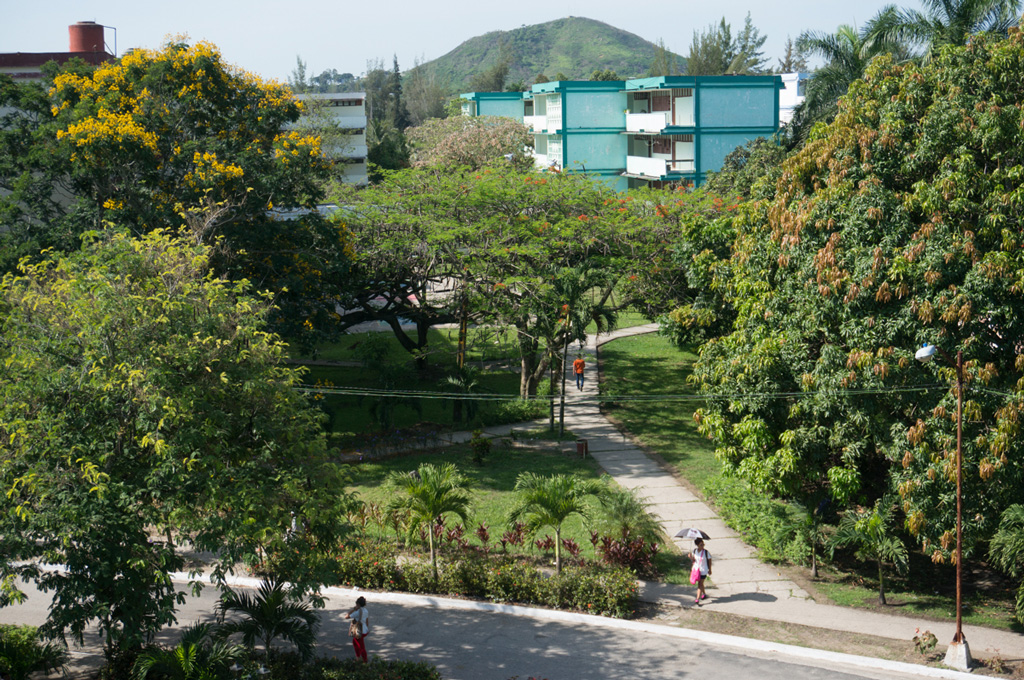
[829,498,909,605]
[508,473,609,573]
[387,463,472,580]
[867,0,1021,61]
[133,623,242,680]
[215,580,319,662]
[793,24,904,140]
[594,486,664,545]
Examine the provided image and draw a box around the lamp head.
[915,343,937,363]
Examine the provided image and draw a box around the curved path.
[560,324,1023,660]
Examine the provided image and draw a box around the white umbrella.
[674,527,710,540]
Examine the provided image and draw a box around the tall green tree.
[693,32,1024,570]
[777,36,809,72]
[867,0,1021,61]
[686,19,734,75]
[468,59,511,92]
[733,13,771,74]
[649,39,680,76]
[792,24,904,141]
[333,165,662,392]
[989,505,1024,624]
[405,58,450,125]
[0,229,351,667]
[508,473,609,573]
[686,15,769,75]
[386,463,473,580]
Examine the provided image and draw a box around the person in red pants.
[345,596,370,662]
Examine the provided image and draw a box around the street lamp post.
[914,343,972,671]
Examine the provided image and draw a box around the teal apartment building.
[461,74,783,191]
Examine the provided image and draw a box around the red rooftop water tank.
[69,22,104,53]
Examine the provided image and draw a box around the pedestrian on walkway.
[573,354,586,390]
[691,538,712,604]
[346,596,370,662]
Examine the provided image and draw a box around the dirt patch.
[633,601,1023,677]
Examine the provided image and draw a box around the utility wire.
[297,383,953,402]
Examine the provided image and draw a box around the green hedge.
[334,544,638,618]
[703,476,810,565]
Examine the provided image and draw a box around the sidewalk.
[559,323,1024,660]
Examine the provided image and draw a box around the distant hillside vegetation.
[413,16,686,93]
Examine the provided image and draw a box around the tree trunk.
[415,319,429,370]
[555,526,562,574]
[877,558,886,605]
[558,337,569,438]
[429,529,437,581]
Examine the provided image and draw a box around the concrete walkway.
[559,323,1024,660]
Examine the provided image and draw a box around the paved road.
[0,578,969,680]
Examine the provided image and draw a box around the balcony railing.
[524,115,547,132]
[626,155,666,177]
[626,155,695,177]
[626,112,669,133]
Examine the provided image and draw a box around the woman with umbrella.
[691,537,712,603]
[677,528,712,605]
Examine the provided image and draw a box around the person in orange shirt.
[573,354,586,390]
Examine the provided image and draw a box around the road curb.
[186,573,975,680]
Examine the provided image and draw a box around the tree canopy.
[0,229,351,665]
[0,41,351,343]
[406,115,533,171]
[334,165,670,394]
[692,31,1024,568]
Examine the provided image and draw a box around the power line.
[297,383,952,402]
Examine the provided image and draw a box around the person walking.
[573,354,586,390]
[690,538,712,604]
[345,596,370,662]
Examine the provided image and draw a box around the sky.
[1,0,904,83]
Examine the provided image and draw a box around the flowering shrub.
[545,566,638,618]
[334,542,400,590]
[332,546,638,618]
[485,560,544,604]
[437,558,489,598]
[399,561,436,594]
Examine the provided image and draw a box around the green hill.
[414,16,686,93]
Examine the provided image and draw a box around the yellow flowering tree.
[2,41,350,342]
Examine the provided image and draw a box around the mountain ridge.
[411,16,685,93]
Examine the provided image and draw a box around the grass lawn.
[599,333,719,489]
[346,442,614,565]
[296,326,525,365]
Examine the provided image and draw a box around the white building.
[779,72,810,125]
[293,92,369,186]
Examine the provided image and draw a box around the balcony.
[524,114,547,133]
[626,112,670,134]
[626,155,695,178]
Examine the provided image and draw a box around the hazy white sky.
[2,0,902,83]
